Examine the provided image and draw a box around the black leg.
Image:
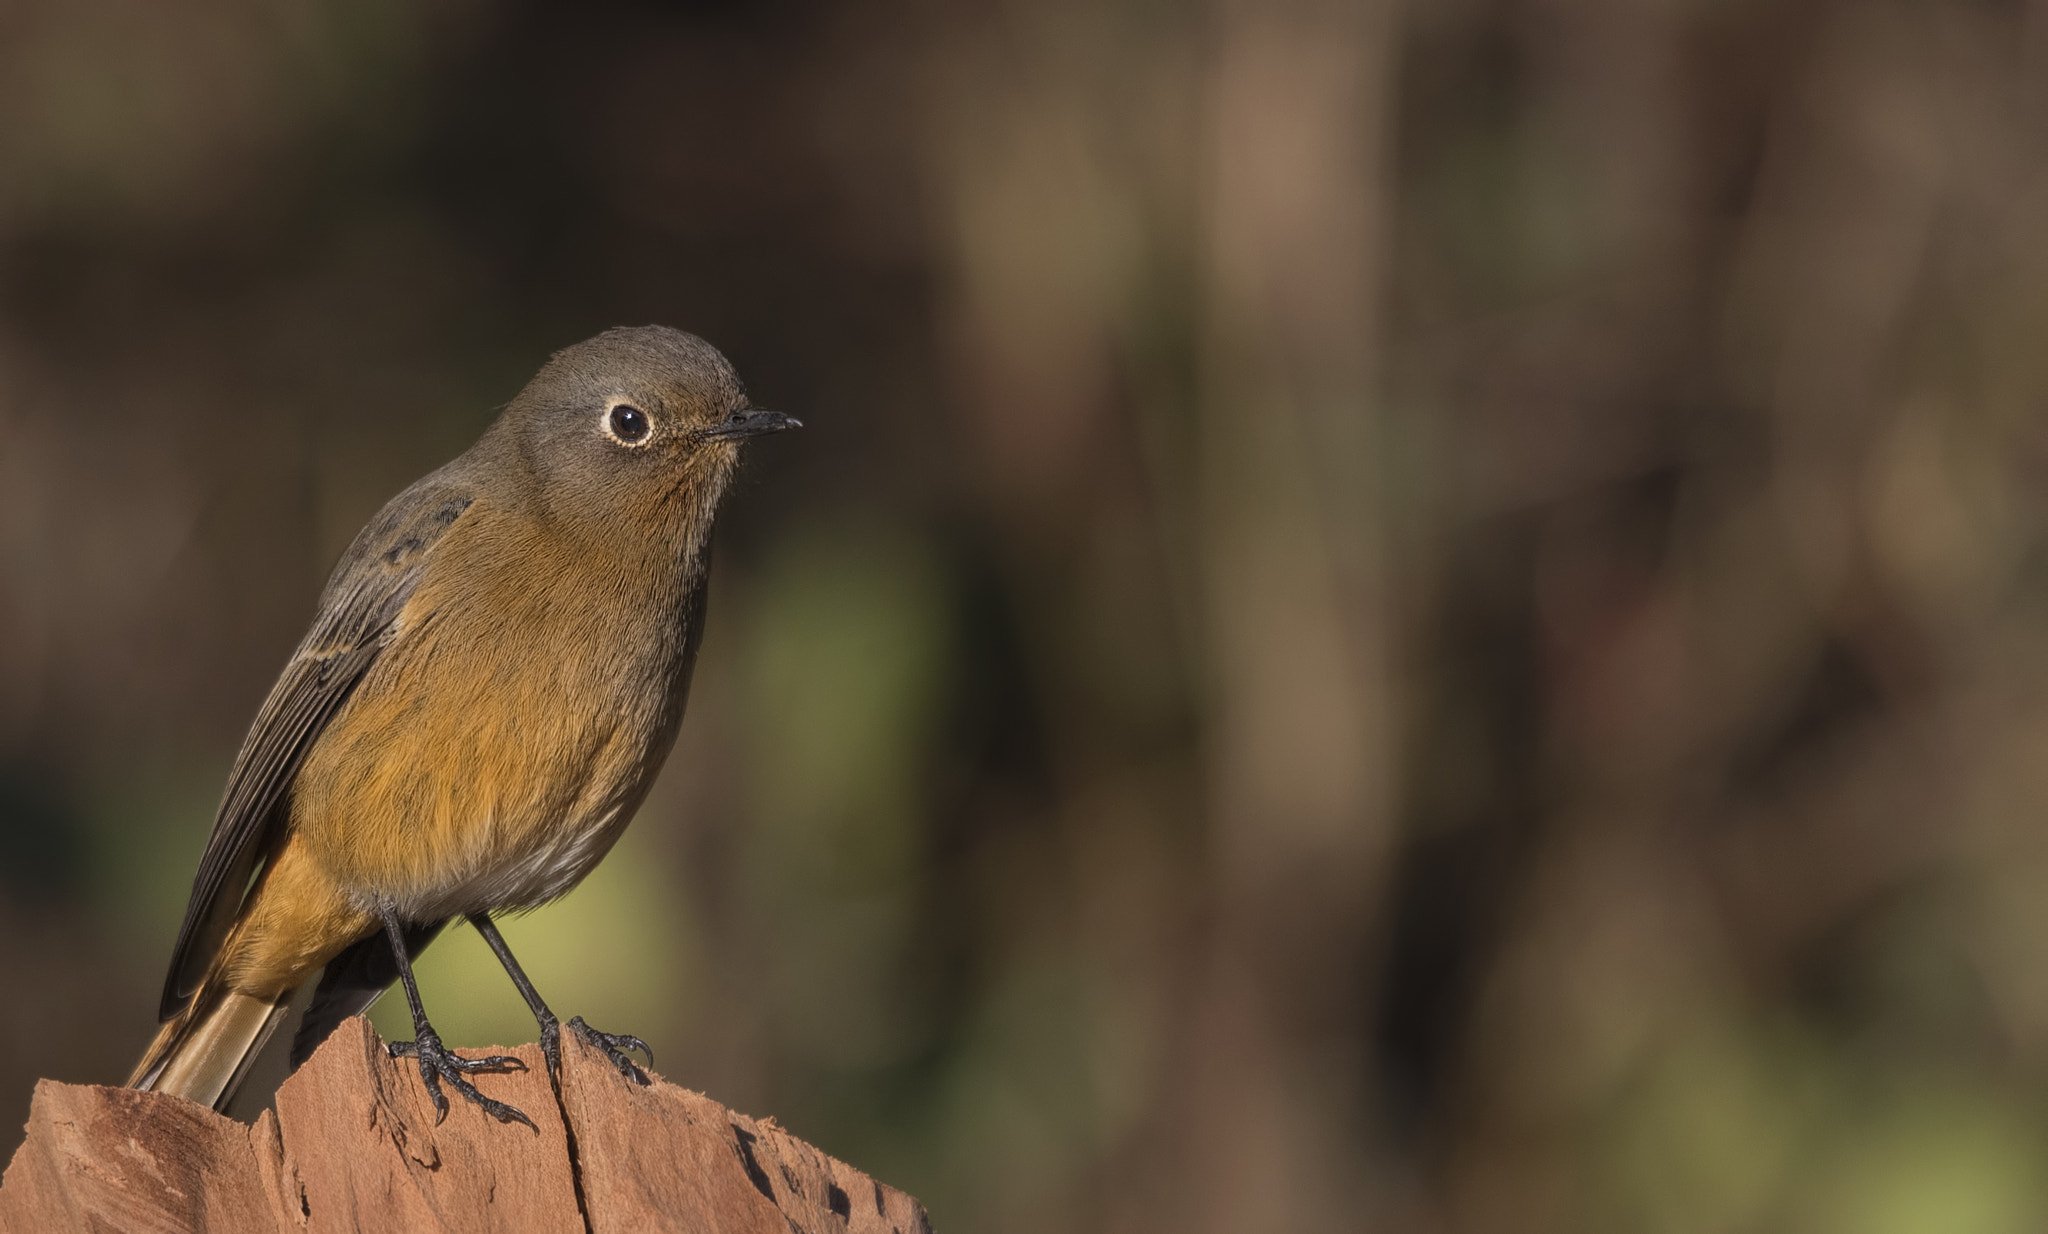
[379,903,533,1128]
[468,911,653,1085]
[469,911,562,1074]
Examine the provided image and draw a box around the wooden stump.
[0,1018,931,1233]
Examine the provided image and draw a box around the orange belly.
[214,835,375,998]
[211,536,685,1000]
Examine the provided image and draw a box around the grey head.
[481,325,799,544]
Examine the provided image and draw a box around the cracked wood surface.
[0,1017,931,1233]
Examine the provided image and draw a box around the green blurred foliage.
[739,519,950,1072]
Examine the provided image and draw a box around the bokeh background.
[6,0,2048,1230]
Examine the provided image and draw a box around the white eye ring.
[602,402,654,447]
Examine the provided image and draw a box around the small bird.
[128,326,798,1125]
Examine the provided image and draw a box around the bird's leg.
[468,911,562,1075]
[469,911,652,1085]
[378,902,533,1128]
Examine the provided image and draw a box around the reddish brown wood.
[0,1018,930,1234]
[559,1031,929,1234]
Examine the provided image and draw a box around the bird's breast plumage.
[289,502,701,920]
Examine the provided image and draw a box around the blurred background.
[6,0,2048,1229]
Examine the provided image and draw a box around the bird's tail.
[127,985,294,1111]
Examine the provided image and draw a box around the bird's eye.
[607,404,651,444]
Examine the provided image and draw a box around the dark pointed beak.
[696,408,803,442]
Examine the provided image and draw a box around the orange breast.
[289,513,685,920]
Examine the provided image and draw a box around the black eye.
[608,404,650,443]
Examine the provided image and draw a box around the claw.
[569,1016,653,1085]
[539,1017,563,1081]
[387,1030,535,1129]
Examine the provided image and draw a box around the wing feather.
[158,484,476,1020]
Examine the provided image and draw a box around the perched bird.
[128,326,798,1125]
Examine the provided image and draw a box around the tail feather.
[129,988,293,1111]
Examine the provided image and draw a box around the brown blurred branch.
[0,1018,929,1234]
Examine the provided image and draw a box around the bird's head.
[497,325,800,557]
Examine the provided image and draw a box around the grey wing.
[158,482,477,1021]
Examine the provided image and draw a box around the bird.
[127,325,798,1126]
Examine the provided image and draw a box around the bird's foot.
[539,1015,563,1081]
[568,1016,652,1085]
[388,1028,533,1128]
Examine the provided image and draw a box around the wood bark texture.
[0,1016,931,1234]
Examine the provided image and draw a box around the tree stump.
[0,1017,931,1233]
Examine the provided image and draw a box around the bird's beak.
[696,408,803,442]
